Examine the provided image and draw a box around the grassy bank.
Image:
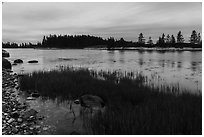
[19,67,202,135]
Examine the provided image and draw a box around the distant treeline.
[2,30,202,49]
[2,42,41,48]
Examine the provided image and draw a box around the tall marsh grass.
[19,67,202,135]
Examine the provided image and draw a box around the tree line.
[2,30,202,49]
[2,42,41,48]
[138,30,201,48]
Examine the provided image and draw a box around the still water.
[6,48,202,93]
[5,48,202,134]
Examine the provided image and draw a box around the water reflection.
[5,49,202,93]
[119,50,125,64]
[170,61,174,68]
[158,60,165,68]
[107,50,116,64]
[177,61,182,70]
[189,52,201,72]
[191,61,199,72]
[139,58,144,67]
[138,51,144,67]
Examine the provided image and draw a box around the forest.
[2,30,202,49]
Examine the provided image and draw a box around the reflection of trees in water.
[166,60,171,68]
[157,59,183,70]
[138,51,144,67]
[137,50,145,54]
[139,58,144,66]
[147,59,153,66]
[158,60,165,68]
[171,61,175,68]
[191,61,198,72]
[119,50,125,64]
[107,51,115,63]
[177,61,182,71]
[189,51,201,72]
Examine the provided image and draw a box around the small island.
[2,30,202,50]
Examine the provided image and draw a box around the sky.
[2,2,202,44]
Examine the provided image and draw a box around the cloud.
[2,2,202,43]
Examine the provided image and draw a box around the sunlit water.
[5,48,202,134]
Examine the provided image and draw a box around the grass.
[19,67,202,135]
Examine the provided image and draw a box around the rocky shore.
[2,69,43,135]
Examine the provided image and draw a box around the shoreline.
[4,47,202,51]
[85,47,202,51]
[2,69,43,135]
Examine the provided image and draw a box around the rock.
[28,60,38,63]
[11,111,20,119]
[21,123,27,128]
[26,97,36,100]
[15,86,20,90]
[11,93,16,97]
[6,69,13,73]
[2,58,12,70]
[2,105,7,111]
[31,93,40,98]
[2,70,43,135]
[12,127,18,134]
[28,115,35,120]
[43,127,49,131]
[14,59,23,64]
[34,125,41,129]
[8,118,15,123]
[17,104,27,110]
[3,113,8,116]
[37,116,44,120]
[2,49,10,57]
[17,118,23,123]
[22,109,38,119]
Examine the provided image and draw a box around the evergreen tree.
[170,35,176,44]
[157,37,163,44]
[138,33,145,44]
[190,30,198,44]
[118,38,125,47]
[107,37,115,49]
[42,36,46,46]
[177,31,184,43]
[166,34,171,43]
[147,37,153,45]
[161,33,165,43]
[197,33,201,44]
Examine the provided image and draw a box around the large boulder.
[2,58,11,70]
[28,60,38,63]
[14,59,23,64]
[2,49,10,57]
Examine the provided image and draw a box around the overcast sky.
[2,2,202,44]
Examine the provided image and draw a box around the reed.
[19,67,202,135]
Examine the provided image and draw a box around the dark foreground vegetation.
[2,30,202,49]
[19,67,202,135]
